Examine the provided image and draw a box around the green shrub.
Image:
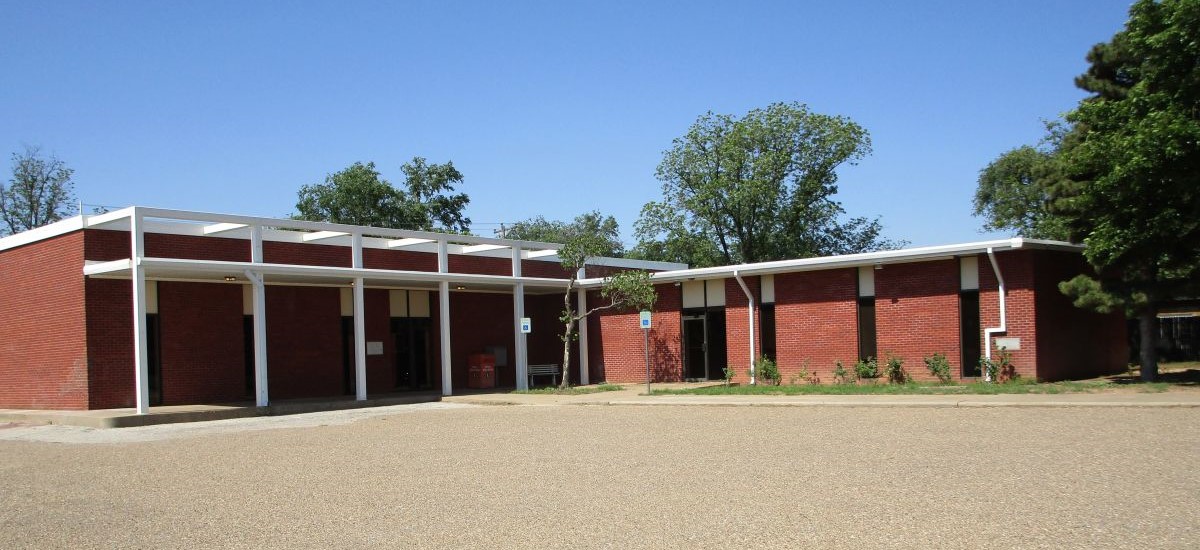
[923,353,952,384]
[885,354,907,384]
[755,356,781,386]
[832,361,850,384]
[854,357,879,379]
[722,366,736,386]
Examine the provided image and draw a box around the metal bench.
[527,364,561,387]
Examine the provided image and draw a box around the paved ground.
[1,401,1197,549]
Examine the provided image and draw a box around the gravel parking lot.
[1,403,1197,549]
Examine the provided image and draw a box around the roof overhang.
[577,237,1084,288]
[85,257,573,294]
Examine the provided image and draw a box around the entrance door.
[682,315,707,380]
[705,311,727,380]
[393,318,432,390]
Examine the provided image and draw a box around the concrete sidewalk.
[446,383,1200,408]
[0,392,440,428]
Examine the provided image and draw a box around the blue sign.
[639,310,652,329]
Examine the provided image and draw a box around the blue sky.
[0,1,1132,248]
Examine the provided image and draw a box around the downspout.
[733,270,756,385]
[983,247,1007,382]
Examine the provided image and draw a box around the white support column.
[351,233,366,400]
[438,240,453,396]
[513,247,528,390]
[577,287,589,386]
[245,270,269,407]
[353,279,367,400]
[130,209,150,414]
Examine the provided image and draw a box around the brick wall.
[0,231,90,409]
[86,229,249,262]
[978,251,1038,380]
[158,281,247,404]
[769,269,859,384]
[1032,251,1127,380]
[264,285,345,399]
[85,277,135,408]
[875,260,963,382]
[598,283,682,383]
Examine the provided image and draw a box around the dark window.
[760,303,776,361]
[960,290,981,377]
[341,317,355,395]
[857,297,876,362]
[243,315,254,398]
[146,314,163,406]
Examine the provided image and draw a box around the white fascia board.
[0,216,85,252]
[577,238,1083,289]
[585,256,688,271]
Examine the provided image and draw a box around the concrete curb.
[0,394,441,429]
[603,399,1200,409]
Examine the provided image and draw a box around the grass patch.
[652,380,1140,396]
[513,383,624,395]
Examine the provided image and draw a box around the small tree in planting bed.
[556,231,656,390]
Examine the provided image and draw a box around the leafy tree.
[556,229,656,389]
[973,140,1070,241]
[1050,0,1200,381]
[503,211,624,257]
[1,146,77,235]
[634,102,903,267]
[294,157,470,232]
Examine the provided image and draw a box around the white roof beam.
[302,231,351,242]
[461,244,510,254]
[203,222,249,235]
[525,249,559,259]
[387,237,436,248]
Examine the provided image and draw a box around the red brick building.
[0,207,1125,412]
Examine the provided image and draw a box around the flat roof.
[580,237,1083,288]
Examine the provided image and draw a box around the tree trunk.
[1138,309,1159,382]
[560,318,574,389]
